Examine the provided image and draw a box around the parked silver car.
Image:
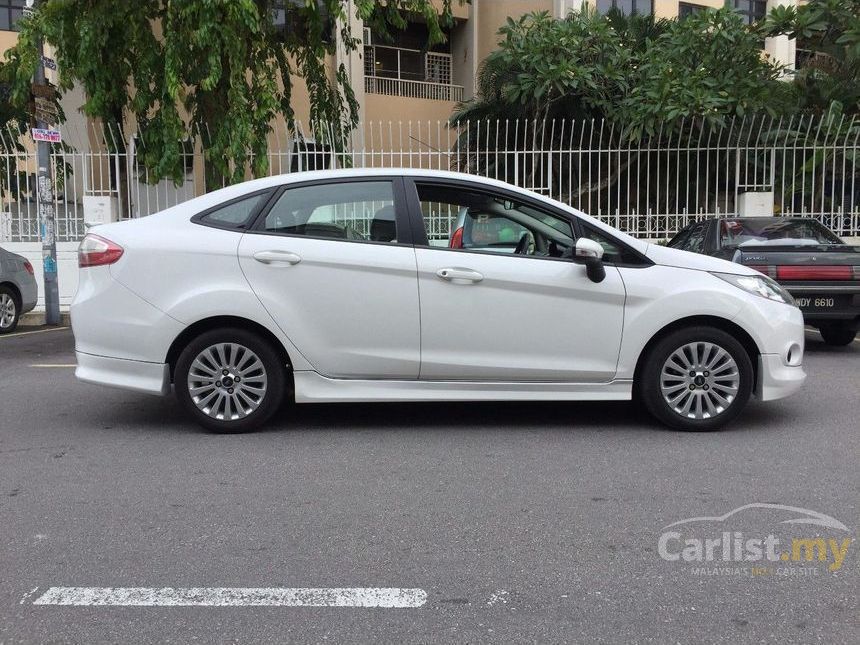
[0,246,38,333]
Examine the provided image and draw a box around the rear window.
[720,219,843,248]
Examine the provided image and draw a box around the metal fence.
[1,115,858,244]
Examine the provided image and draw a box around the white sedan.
[71,169,806,432]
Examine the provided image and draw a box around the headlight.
[712,272,796,306]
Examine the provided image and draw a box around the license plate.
[794,296,843,310]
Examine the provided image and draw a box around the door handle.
[253,250,302,265]
[436,267,484,283]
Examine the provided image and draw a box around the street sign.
[41,56,57,70]
[31,128,61,143]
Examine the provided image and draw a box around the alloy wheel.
[186,342,268,421]
[0,293,16,329]
[660,341,740,420]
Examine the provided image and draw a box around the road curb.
[21,311,71,326]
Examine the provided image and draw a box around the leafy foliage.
[1,0,460,187]
[453,7,788,138]
[761,0,860,113]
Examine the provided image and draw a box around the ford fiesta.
[71,169,806,432]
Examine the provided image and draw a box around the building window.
[271,0,333,43]
[678,2,708,19]
[363,21,462,101]
[0,0,25,32]
[594,0,654,15]
[733,0,767,25]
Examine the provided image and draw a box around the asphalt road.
[0,327,857,644]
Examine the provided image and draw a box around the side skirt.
[293,371,633,403]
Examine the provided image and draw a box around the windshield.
[720,218,843,248]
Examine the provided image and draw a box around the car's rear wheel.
[175,328,286,433]
[818,324,857,347]
[0,286,20,334]
[640,326,753,431]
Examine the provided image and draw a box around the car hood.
[645,244,758,275]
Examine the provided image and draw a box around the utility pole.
[27,0,60,325]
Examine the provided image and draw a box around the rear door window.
[260,181,400,243]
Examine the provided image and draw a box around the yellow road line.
[0,326,69,339]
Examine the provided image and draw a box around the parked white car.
[71,169,806,432]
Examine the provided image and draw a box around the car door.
[407,179,627,382]
[238,177,421,379]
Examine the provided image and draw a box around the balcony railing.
[364,44,462,101]
[364,76,463,102]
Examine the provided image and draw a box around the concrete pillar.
[451,0,479,100]
[335,1,365,154]
[764,0,797,77]
[336,0,365,122]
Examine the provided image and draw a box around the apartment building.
[1,1,801,131]
[348,0,799,128]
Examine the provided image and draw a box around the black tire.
[818,324,857,347]
[639,326,754,431]
[174,327,287,433]
[0,285,20,334]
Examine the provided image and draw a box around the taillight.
[747,264,776,278]
[450,226,464,249]
[78,234,124,268]
[23,260,34,275]
[776,265,855,281]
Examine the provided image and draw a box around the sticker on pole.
[32,128,61,143]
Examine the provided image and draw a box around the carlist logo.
[658,504,853,576]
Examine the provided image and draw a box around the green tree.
[0,0,461,188]
[761,0,860,113]
[454,7,787,137]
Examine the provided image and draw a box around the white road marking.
[28,364,76,368]
[487,590,509,606]
[0,326,69,339]
[31,587,428,608]
[20,587,40,604]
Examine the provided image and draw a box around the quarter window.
[261,181,399,243]
[199,192,270,229]
[682,222,708,253]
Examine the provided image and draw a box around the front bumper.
[76,351,171,396]
[755,354,806,402]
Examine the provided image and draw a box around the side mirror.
[575,238,606,283]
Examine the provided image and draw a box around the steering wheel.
[513,232,531,255]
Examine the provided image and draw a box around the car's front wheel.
[818,324,857,347]
[0,286,20,334]
[640,326,754,431]
[175,328,287,433]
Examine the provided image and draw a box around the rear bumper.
[75,351,171,396]
[755,354,806,402]
[20,277,38,313]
